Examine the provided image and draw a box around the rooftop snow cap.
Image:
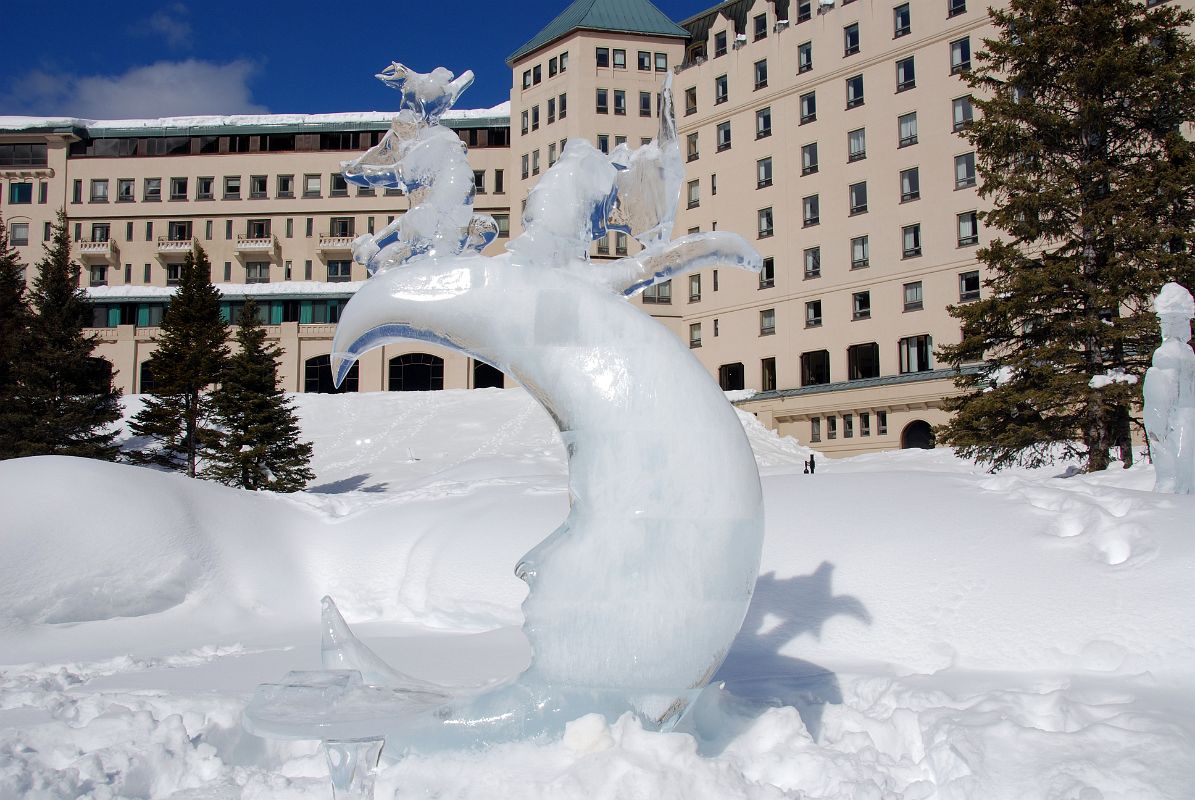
[1154,282,1195,317]
[507,0,689,65]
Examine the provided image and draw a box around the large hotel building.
[2,0,1185,455]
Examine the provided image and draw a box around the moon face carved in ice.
[245,66,766,750]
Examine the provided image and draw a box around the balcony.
[318,235,355,252]
[235,234,277,253]
[78,239,117,262]
[156,236,194,255]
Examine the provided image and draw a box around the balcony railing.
[78,239,117,260]
[318,235,355,251]
[235,234,277,252]
[156,236,194,254]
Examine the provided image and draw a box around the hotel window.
[533,64,542,84]
[246,218,271,239]
[245,263,270,284]
[716,121,732,152]
[715,74,728,104]
[806,300,822,328]
[494,214,510,237]
[689,273,701,301]
[548,142,557,166]
[166,263,183,286]
[615,135,627,147]
[754,13,768,40]
[758,207,774,238]
[473,170,486,194]
[900,167,920,202]
[521,153,529,180]
[849,181,868,215]
[714,30,728,57]
[522,70,531,89]
[754,59,768,90]
[953,95,974,130]
[760,257,775,288]
[861,412,871,436]
[687,180,700,208]
[145,178,162,202]
[955,152,977,188]
[167,220,192,241]
[613,90,626,115]
[797,0,812,22]
[846,74,864,108]
[642,279,672,304]
[756,106,772,138]
[950,37,972,73]
[844,414,854,438]
[761,357,777,391]
[521,110,529,135]
[72,180,81,204]
[206,220,214,240]
[613,49,626,69]
[803,194,820,227]
[248,175,266,198]
[904,280,924,311]
[9,223,29,246]
[596,135,610,155]
[533,149,542,173]
[90,179,109,202]
[811,418,822,442]
[798,42,813,76]
[689,322,702,348]
[655,52,668,71]
[805,247,821,278]
[685,87,697,116]
[760,308,776,336]
[851,235,869,268]
[801,350,830,386]
[615,232,628,256]
[757,157,772,189]
[196,176,214,200]
[90,265,107,287]
[549,56,559,76]
[848,342,880,379]
[596,47,610,67]
[800,91,816,123]
[852,291,872,320]
[958,210,979,246]
[330,175,348,197]
[894,3,911,36]
[878,411,888,435]
[596,88,609,114]
[329,217,353,237]
[801,142,819,175]
[531,105,540,129]
[848,127,866,161]
[844,22,860,56]
[560,51,569,71]
[495,169,504,194]
[640,91,652,117]
[545,97,556,125]
[959,270,981,301]
[638,50,651,70]
[900,334,933,373]
[117,178,134,202]
[896,57,916,91]
[948,0,966,18]
[304,174,321,197]
[719,362,744,391]
[903,223,922,257]
[898,111,918,147]
[687,132,699,161]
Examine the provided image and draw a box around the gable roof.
[507,0,690,65]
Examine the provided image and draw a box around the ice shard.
[1144,282,1195,494]
[245,61,766,754]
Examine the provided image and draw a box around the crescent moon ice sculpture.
[244,62,766,767]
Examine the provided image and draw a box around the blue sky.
[0,0,709,119]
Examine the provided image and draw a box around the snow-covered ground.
[2,389,1193,799]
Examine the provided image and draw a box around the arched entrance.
[388,353,444,391]
[304,354,359,393]
[473,360,504,389]
[901,419,935,449]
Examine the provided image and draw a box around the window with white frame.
[90,179,108,202]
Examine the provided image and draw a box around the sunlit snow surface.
[238,63,768,752]
[2,392,1195,798]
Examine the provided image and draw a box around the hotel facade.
[2,0,1187,455]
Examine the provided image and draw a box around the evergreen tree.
[205,297,314,491]
[937,0,1195,472]
[0,220,32,458]
[128,243,228,476]
[5,210,121,460]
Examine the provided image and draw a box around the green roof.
[507,0,689,65]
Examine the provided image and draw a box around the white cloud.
[144,4,193,49]
[2,60,269,119]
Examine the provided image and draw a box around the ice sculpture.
[245,63,765,764]
[1144,282,1195,494]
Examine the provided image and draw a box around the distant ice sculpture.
[1144,282,1195,494]
[245,62,765,762]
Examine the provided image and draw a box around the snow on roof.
[87,280,365,301]
[0,101,511,134]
